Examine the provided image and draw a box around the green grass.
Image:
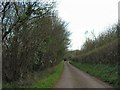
[32,61,64,88]
[70,61,118,88]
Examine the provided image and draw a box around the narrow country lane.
[55,61,113,88]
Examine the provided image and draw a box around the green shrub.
[73,39,118,64]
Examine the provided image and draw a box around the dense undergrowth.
[3,61,64,88]
[73,39,118,64]
[32,61,64,88]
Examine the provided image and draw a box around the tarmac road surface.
[55,61,113,88]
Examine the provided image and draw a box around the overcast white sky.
[57,0,119,50]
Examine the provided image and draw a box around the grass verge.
[32,61,64,88]
[70,61,118,88]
